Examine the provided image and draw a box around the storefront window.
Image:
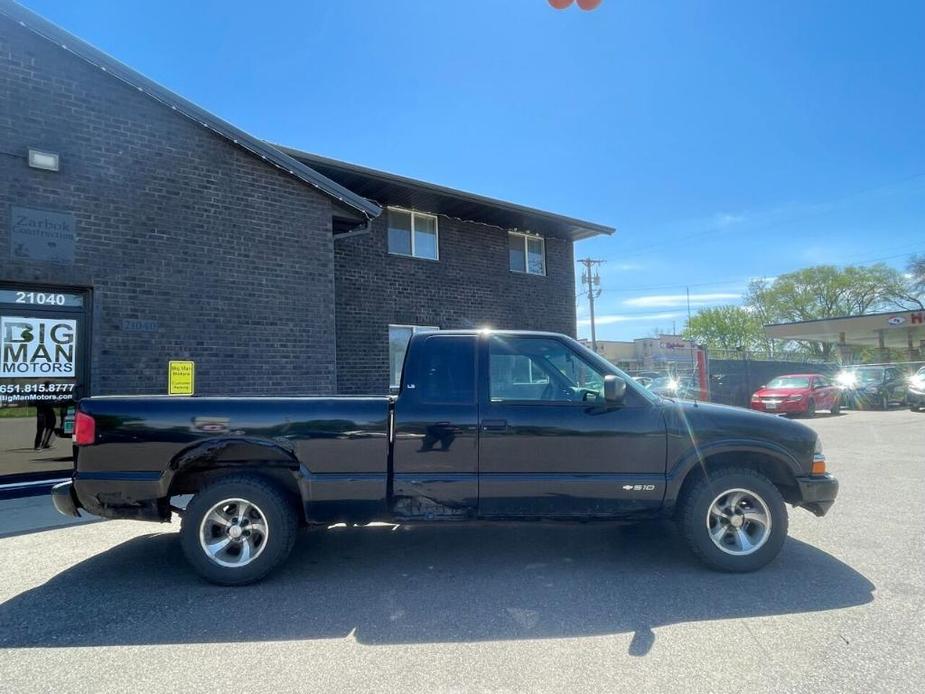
[0,286,88,486]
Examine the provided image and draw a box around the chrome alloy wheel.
[706,488,772,556]
[199,498,269,568]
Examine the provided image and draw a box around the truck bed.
[74,395,391,521]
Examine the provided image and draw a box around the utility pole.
[578,258,605,352]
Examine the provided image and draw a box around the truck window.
[489,336,605,402]
[414,335,476,404]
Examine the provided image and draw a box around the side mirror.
[603,375,626,404]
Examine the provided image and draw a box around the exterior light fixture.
[28,148,60,171]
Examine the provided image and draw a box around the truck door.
[477,334,666,518]
[391,333,479,519]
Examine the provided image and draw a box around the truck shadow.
[0,522,873,654]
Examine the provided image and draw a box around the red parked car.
[750,374,841,417]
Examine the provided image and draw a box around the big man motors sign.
[0,316,76,377]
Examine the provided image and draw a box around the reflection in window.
[415,336,476,404]
[489,336,604,402]
[388,208,438,260]
[508,232,545,275]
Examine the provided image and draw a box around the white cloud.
[714,212,746,227]
[623,292,741,308]
[577,311,686,327]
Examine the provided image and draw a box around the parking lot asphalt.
[1,408,923,693]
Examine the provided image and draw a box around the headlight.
[788,394,803,401]
[812,437,826,475]
[864,385,879,393]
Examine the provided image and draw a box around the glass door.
[0,285,90,487]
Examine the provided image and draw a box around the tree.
[905,254,925,308]
[746,263,917,358]
[683,306,768,352]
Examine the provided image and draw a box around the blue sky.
[22,0,925,340]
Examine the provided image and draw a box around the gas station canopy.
[765,308,925,355]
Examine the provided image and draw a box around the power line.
[608,172,925,261]
[597,243,923,297]
[578,258,605,351]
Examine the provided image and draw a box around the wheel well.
[169,463,302,518]
[675,450,800,508]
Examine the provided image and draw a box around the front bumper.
[908,389,925,407]
[795,474,839,516]
[51,481,81,518]
[750,400,807,415]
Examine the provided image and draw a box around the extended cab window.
[411,335,476,404]
[489,336,605,403]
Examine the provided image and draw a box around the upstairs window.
[388,208,438,260]
[508,232,545,275]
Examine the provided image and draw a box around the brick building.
[0,2,612,484]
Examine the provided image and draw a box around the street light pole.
[579,258,605,352]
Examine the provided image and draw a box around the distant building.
[582,335,697,371]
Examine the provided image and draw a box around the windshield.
[569,338,660,404]
[766,376,810,389]
[853,368,884,383]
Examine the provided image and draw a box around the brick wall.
[0,17,338,395]
[334,213,577,394]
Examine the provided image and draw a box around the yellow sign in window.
[168,360,195,395]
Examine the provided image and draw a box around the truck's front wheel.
[180,475,298,585]
[677,467,788,572]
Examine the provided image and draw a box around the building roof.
[277,146,616,242]
[0,0,381,220]
[764,308,925,348]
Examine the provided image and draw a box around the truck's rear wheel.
[677,467,788,572]
[180,475,298,585]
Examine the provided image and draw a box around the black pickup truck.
[53,330,838,585]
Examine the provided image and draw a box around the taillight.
[74,411,96,446]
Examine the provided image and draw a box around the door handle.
[481,419,508,431]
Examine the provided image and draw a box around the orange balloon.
[548,0,574,8]
[577,0,602,9]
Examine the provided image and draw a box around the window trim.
[387,207,440,261]
[388,323,439,388]
[508,231,546,276]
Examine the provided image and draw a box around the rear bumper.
[52,473,169,522]
[795,474,839,516]
[51,481,81,517]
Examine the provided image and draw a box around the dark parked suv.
[838,365,908,410]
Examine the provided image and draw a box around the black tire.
[180,474,299,586]
[676,467,788,573]
[880,394,889,411]
[805,400,816,418]
[830,398,841,415]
